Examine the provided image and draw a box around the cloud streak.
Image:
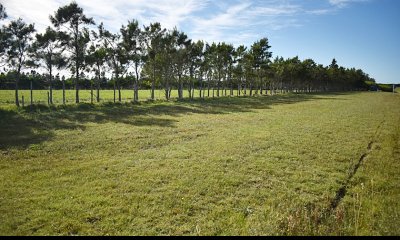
[329,0,369,8]
[1,0,369,46]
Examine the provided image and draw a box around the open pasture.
[0,92,399,235]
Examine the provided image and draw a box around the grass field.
[0,91,399,235]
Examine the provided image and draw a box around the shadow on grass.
[0,92,350,150]
[0,108,55,150]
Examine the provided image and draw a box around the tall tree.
[1,18,35,107]
[101,28,129,102]
[32,27,66,104]
[172,29,191,99]
[50,1,95,103]
[328,58,339,91]
[270,56,285,94]
[144,23,165,100]
[300,59,316,92]
[87,22,109,102]
[158,30,175,100]
[225,44,234,96]
[203,43,219,97]
[207,42,227,97]
[121,20,145,102]
[250,38,272,95]
[242,51,255,96]
[233,45,247,96]
[187,40,204,99]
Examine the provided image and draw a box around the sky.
[1,0,400,83]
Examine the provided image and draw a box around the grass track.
[0,92,399,235]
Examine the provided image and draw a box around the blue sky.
[2,0,400,83]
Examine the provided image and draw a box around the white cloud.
[1,0,64,31]
[0,0,368,46]
[1,0,208,33]
[306,0,368,16]
[306,9,333,15]
[190,1,302,45]
[329,0,368,8]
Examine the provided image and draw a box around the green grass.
[0,92,399,235]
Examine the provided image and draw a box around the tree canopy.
[0,1,377,106]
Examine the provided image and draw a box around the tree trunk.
[134,66,139,102]
[96,65,101,103]
[217,80,220,97]
[113,81,116,103]
[30,79,33,107]
[15,63,23,107]
[165,76,170,101]
[90,81,93,104]
[97,77,100,103]
[187,84,191,99]
[230,82,233,96]
[74,26,80,104]
[134,82,138,102]
[116,72,121,102]
[151,64,155,100]
[178,75,183,99]
[223,82,226,96]
[49,67,53,104]
[76,64,79,103]
[131,74,135,102]
[207,77,210,97]
[118,83,121,102]
[199,74,203,99]
[15,71,20,107]
[212,81,215,98]
[62,79,66,105]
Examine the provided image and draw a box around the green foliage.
[50,1,94,103]
[1,19,36,68]
[0,3,7,19]
[50,1,94,28]
[1,18,36,106]
[32,27,66,71]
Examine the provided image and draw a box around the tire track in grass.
[280,119,387,234]
[323,119,385,219]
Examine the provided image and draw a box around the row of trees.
[0,71,131,90]
[0,2,375,106]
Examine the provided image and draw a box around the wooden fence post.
[113,81,116,103]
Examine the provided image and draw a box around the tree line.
[0,2,375,106]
